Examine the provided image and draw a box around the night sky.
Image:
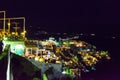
[0,0,120,33]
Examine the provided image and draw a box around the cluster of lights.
[58,40,110,69]
[82,54,98,66]
[24,38,110,74]
[3,34,24,41]
[3,34,110,77]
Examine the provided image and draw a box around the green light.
[65,67,74,78]
[66,67,70,74]
[4,37,8,40]
[43,73,48,80]
[33,77,40,80]
[101,51,108,55]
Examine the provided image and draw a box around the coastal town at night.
[0,10,111,80]
[0,0,120,80]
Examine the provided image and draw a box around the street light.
[0,17,26,38]
[7,19,10,33]
[0,11,6,36]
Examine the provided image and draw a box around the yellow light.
[39,57,45,62]
[7,22,11,26]
[35,56,39,61]
[12,32,15,34]
[24,30,26,33]
[21,32,25,35]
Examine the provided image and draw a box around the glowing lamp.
[7,22,11,26]
[39,57,45,62]
[35,56,39,61]
[12,32,15,35]
[62,70,66,74]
